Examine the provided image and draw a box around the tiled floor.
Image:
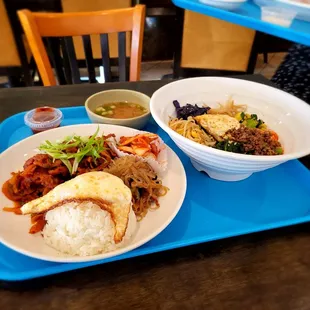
[141,53,287,81]
[254,52,287,79]
[141,60,173,81]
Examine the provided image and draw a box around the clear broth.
[95,102,148,119]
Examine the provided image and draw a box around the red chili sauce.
[31,107,60,134]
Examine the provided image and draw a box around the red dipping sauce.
[24,106,63,134]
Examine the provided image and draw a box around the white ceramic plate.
[0,124,187,263]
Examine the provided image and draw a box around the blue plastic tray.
[172,0,310,46]
[1,106,310,282]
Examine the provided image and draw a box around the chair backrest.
[60,0,132,62]
[17,5,145,86]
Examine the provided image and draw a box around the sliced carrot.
[29,219,46,234]
[270,131,279,141]
[3,207,22,215]
[119,134,160,157]
[31,214,44,224]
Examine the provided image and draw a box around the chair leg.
[246,32,259,74]
[8,75,24,87]
[172,7,184,79]
[263,52,268,64]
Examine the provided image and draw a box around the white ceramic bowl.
[150,77,310,182]
[85,89,151,130]
[199,0,247,10]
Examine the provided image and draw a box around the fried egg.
[21,171,133,243]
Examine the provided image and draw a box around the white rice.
[43,201,137,256]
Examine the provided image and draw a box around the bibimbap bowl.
[150,77,310,182]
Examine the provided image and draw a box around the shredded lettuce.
[38,127,105,175]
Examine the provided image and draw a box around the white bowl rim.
[85,89,151,122]
[150,76,310,162]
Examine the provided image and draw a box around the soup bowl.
[150,77,310,182]
[85,89,151,130]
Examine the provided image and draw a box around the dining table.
[1,74,310,310]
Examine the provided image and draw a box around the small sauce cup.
[24,107,63,134]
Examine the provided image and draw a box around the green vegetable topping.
[257,119,264,127]
[38,127,106,175]
[251,114,258,120]
[275,147,283,155]
[237,112,265,129]
[245,118,258,128]
[215,140,245,153]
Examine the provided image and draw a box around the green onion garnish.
[39,127,105,175]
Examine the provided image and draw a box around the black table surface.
[1,75,310,310]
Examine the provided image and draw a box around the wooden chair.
[17,5,146,86]
[60,0,132,64]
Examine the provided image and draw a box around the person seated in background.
[271,44,310,104]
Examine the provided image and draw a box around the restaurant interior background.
[0,0,292,87]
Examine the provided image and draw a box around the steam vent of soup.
[95,102,148,119]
